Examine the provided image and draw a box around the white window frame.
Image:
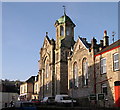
[24,85,26,93]
[101,83,107,95]
[100,58,106,74]
[113,53,119,71]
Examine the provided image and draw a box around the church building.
[20,9,120,107]
[38,11,120,107]
[38,11,75,98]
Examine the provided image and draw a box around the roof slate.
[95,39,120,55]
[26,76,36,83]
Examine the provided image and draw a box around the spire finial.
[46,32,48,36]
[63,5,66,15]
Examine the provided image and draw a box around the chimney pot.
[103,30,109,47]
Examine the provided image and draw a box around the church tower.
[54,8,75,94]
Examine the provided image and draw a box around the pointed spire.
[63,5,66,15]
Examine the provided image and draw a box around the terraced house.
[95,38,120,107]
[20,76,39,101]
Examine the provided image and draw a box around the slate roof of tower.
[55,14,75,26]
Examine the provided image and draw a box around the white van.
[55,95,76,105]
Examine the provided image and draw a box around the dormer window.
[60,26,64,36]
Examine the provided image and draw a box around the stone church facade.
[38,13,76,98]
[20,12,120,107]
[37,12,120,106]
[38,35,55,98]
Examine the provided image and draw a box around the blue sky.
[2,2,118,81]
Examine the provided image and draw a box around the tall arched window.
[73,62,79,87]
[46,64,49,78]
[82,58,88,86]
[60,26,64,36]
[66,27,71,36]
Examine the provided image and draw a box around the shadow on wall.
[38,61,119,107]
[39,79,61,99]
[68,61,115,107]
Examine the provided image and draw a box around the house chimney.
[91,37,97,47]
[91,37,97,54]
[103,30,109,47]
[100,40,103,47]
[99,40,104,50]
[82,38,87,42]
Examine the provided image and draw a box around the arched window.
[82,58,88,86]
[46,64,49,78]
[73,62,79,87]
[66,27,71,36]
[60,26,64,36]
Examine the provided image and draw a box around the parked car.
[14,101,37,110]
[41,96,55,105]
[55,95,76,106]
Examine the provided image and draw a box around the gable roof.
[26,76,36,83]
[43,35,55,48]
[45,35,51,43]
[79,37,91,49]
[43,35,51,46]
[73,37,91,53]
